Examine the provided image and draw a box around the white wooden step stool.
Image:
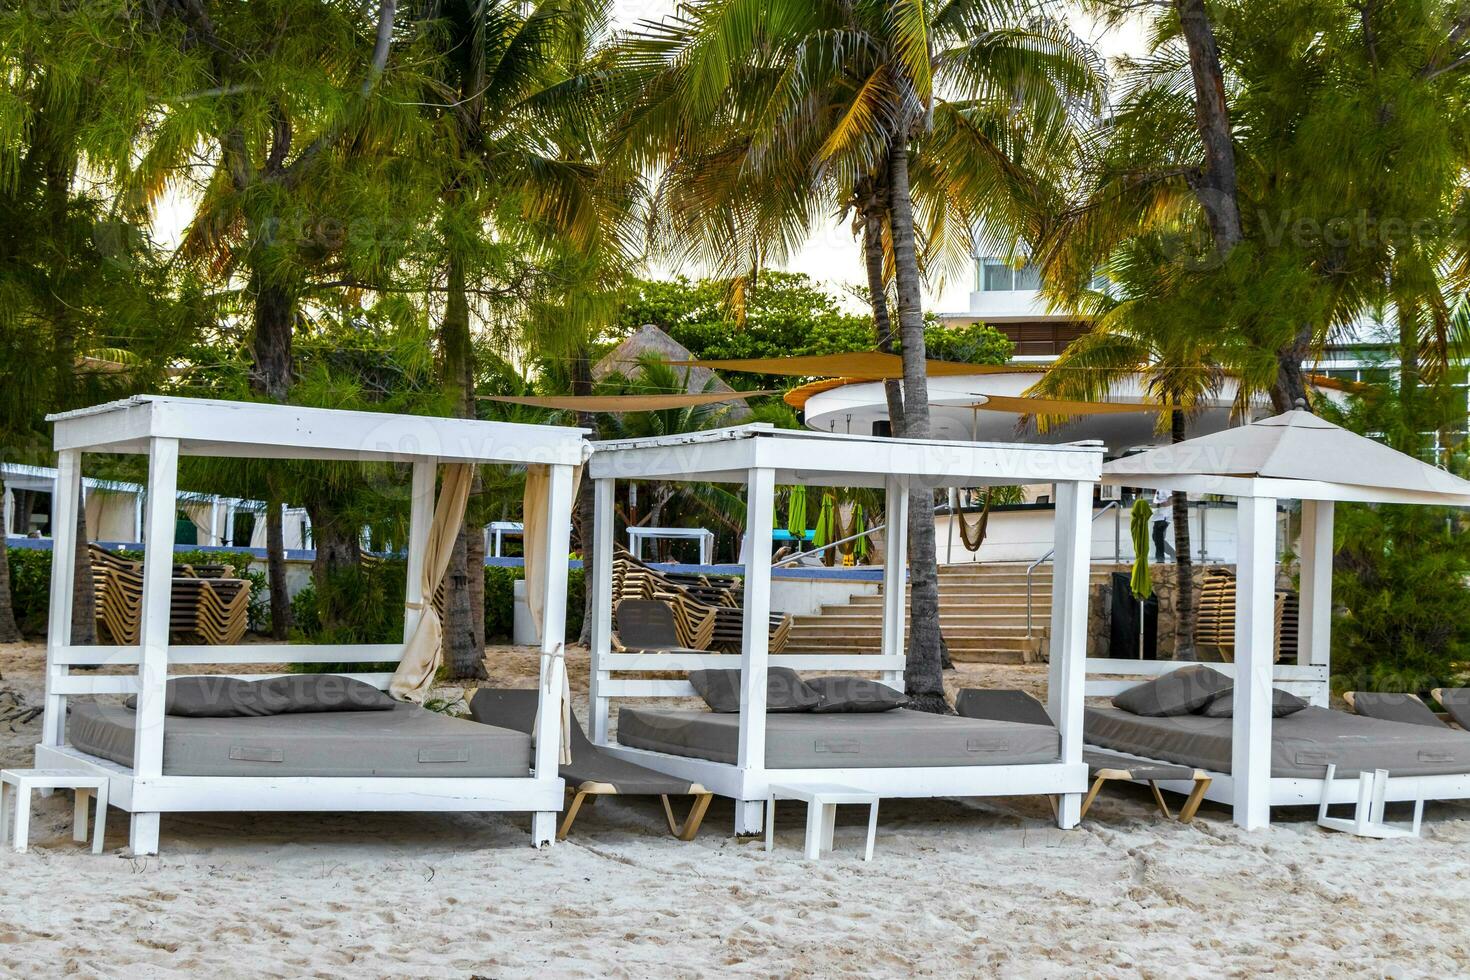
[765,783,879,861]
[1,769,110,854]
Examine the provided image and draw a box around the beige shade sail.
[969,394,1167,416]
[669,352,1012,379]
[522,463,582,765]
[389,463,474,703]
[480,391,776,412]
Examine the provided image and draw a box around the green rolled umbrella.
[812,492,837,549]
[786,485,808,538]
[852,503,869,561]
[1129,497,1154,600]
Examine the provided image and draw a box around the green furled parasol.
[1129,497,1154,600]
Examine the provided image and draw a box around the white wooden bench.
[764,783,879,861]
[1,769,110,854]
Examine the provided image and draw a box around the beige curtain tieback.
[405,601,427,610]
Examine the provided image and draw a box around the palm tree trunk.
[265,490,291,640]
[70,498,96,644]
[0,471,22,642]
[1169,410,1196,660]
[886,136,948,714]
[441,246,488,679]
[250,271,296,638]
[1174,0,1243,254]
[860,185,905,436]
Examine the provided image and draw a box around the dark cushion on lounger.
[468,688,699,796]
[805,676,910,713]
[1197,688,1308,718]
[125,674,395,717]
[615,599,702,653]
[688,667,821,713]
[1113,665,1232,717]
[954,689,1054,727]
[1349,692,1444,728]
[1438,688,1470,729]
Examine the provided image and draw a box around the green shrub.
[1325,386,1470,693]
[484,564,585,643]
[6,547,52,636]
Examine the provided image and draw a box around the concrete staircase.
[786,563,1111,664]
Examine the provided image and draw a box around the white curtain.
[389,464,473,703]
[522,464,581,766]
[182,502,215,545]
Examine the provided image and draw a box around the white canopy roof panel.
[1103,410,1470,505]
[589,423,1103,488]
[49,395,588,466]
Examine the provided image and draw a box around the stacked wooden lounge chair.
[611,553,791,654]
[1193,567,1298,661]
[89,545,251,645]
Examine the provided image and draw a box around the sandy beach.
[2,641,1469,978]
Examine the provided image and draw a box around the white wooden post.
[402,460,436,645]
[880,476,909,688]
[1232,495,1277,830]
[130,436,180,855]
[40,450,82,750]
[735,466,775,834]
[1047,481,1092,828]
[531,463,575,846]
[1297,499,1334,706]
[588,478,616,744]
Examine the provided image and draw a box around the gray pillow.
[255,674,397,714]
[1112,665,1232,717]
[125,674,395,717]
[1198,688,1308,718]
[806,676,910,713]
[688,667,821,713]
[126,676,273,717]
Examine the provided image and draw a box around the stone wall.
[1087,561,1299,660]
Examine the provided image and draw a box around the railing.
[772,523,886,568]
[1025,500,1122,639]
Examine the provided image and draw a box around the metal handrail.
[773,496,974,570]
[772,523,886,568]
[1025,500,1122,638]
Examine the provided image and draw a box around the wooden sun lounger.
[469,689,713,841]
[954,688,1210,823]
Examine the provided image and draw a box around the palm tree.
[1061,0,1470,412]
[1028,239,1227,659]
[611,0,1102,709]
[414,0,640,674]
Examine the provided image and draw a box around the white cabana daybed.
[585,424,1104,834]
[35,396,584,854]
[1094,410,1470,829]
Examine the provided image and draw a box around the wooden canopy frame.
[1092,412,1470,830]
[585,423,1105,835]
[37,396,586,855]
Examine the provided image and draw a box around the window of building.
[977,259,1043,292]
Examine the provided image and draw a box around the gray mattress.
[1086,706,1470,779]
[67,701,532,778]
[617,708,1060,769]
